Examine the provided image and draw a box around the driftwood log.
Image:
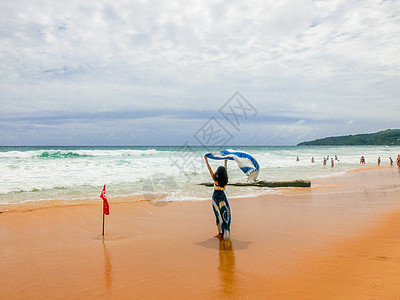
[199,179,311,188]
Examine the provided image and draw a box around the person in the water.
[204,155,231,240]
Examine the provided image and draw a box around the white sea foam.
[1,146,400,205]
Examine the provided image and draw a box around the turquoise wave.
[38,151,88,159]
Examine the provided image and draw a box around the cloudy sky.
[1,0,399,146]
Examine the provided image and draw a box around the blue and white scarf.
[205,149,260,181]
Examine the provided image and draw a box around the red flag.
[100,185,110,215]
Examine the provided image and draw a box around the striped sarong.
[212,189,231,240]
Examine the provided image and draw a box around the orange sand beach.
[1,166,400,299]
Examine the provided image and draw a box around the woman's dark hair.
[213,166,228,187]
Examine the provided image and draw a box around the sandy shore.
[1,166,400,299]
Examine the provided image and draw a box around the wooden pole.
[102,212,105,236]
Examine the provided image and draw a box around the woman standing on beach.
[204,155,231,240]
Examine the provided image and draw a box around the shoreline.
[1,166,400,298]
[0,165,395,213]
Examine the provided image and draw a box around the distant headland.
[298,129,400,146]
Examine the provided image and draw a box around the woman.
[204,155,231,240]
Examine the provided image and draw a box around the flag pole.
[102,211,105,236]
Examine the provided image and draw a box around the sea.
[1,145,400,206]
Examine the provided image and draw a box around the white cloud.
[0,0,399,145]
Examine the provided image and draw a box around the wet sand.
[1,166,400,299]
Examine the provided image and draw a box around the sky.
[0,0,399,146]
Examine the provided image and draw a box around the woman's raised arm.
[204,155,214,179]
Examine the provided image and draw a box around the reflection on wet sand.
[102,238,112,290]
[218,239,235,295]
[195,237,251,296]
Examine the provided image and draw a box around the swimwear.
[212,187,231,240]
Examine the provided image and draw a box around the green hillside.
[298,129,400,146]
